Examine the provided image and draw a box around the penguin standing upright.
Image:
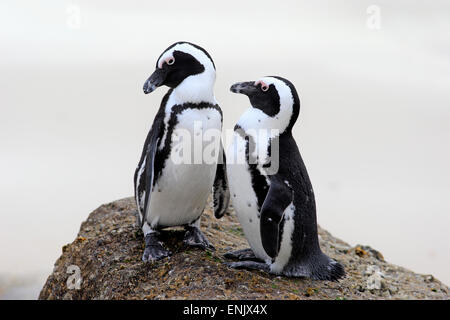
[224,76,345,280]
[134,42,229,262]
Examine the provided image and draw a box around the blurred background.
[1,0,449,299]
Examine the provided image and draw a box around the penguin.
[223,76,345,280]
[134,42,229,262]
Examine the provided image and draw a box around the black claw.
[224,251,242,260]
[224,261,237,268]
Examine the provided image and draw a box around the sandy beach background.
[1,0,449,298]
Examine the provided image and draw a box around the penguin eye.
[261,85,269,92]
[167,58,175,65]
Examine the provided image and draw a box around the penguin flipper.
[213,141,230,218]
[134,102,167,229]
[260,178,293,259]
[140,137,159,228]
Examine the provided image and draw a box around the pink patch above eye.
[158,56,174,69]
[255,80,269,91]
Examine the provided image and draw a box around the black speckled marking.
[230,76,345,280]
[155,102,222,184]
[134,95,223,227]
[234,125,269,211]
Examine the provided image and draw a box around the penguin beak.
[143,68,168,94]
[230,81,258,96]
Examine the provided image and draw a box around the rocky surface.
[39,197,449,300]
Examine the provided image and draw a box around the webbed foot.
[224,248,262,262]
[183,225,215,251]
[224,261,270,272]
[142,232,172,262]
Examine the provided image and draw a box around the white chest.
[226,131,296,271]
[226,131,271,262]
[175,107,222,133]
[146,108,222,228]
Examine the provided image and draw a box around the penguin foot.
[142,232,172,262]
[224,248,262,262]
[183,226,215,251]
[224,261,270,272]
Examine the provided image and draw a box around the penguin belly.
[146,108,222,228]
[227,132,297,273]
[226,132,271,262]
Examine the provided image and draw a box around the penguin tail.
[283,253,345,281]
[310,254,345,281]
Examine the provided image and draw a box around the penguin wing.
[213,141,230,218]
[140,137,160,228]
[134,112,164,228]
[260,178,293,258]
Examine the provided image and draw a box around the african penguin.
[134,42,229,262]
[223,76,345,280]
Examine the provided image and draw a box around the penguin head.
[143,42,216,99]
[231,76,300,134]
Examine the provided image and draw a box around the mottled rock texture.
[39,197,449,300]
